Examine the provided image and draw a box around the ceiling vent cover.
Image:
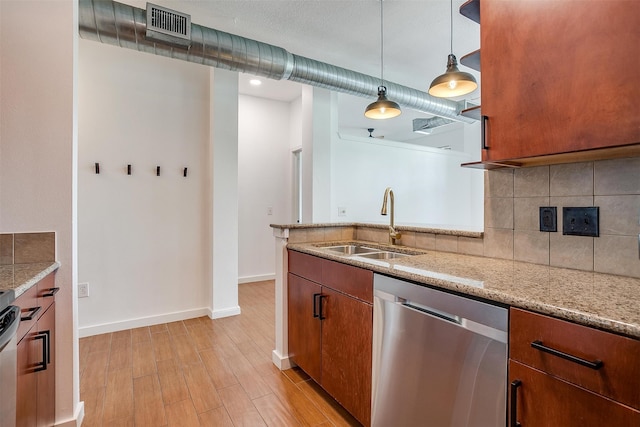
[146,3,191,47]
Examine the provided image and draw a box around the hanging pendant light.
[429,0,478,98]
[365,0,401,119]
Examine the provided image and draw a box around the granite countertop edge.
[0,262,61,299]
[270,222,483,238]
[288,242,640,339]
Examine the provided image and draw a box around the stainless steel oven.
[0,290,19,427]
[372,274,508,426]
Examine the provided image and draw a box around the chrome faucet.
[381,187,401,245]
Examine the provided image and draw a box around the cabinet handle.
[41,287,60,298]
[21,306,42,321]
[34,332,48,372]
[510,379,522,427]
[531,340,603,370]
[481,115,489,150]
[318,295,327,320]
[312,293,321,318]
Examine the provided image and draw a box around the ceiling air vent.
[412,117,455,135]
[146,3,191,47]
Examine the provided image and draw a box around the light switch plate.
[539,207,557,232]
[562,207,599,237]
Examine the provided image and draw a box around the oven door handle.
[0,306,20,350]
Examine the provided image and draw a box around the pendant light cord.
[449,0,453,54]
[380,0,385,86]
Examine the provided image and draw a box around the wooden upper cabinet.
[480,0,640,162]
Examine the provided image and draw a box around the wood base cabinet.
[15,273,57,427]
[509,308,640,426]
[288,251,373,426]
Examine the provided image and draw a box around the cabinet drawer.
[288,250,323,284]
[510,308,640,409]
[15,285,40,342]
[322,258,373,304]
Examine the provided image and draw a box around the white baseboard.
[210,306,241,319]
[238,273,275,284]
[54,401,84,427]
[78,308,210,337]
[272,349,294,371]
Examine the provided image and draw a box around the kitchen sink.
[357,251,411,260]
[323,244,380,255]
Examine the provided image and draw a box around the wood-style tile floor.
[79,280,361,426]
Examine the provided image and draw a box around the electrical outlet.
[562,207,599,237]
[267,206,273,216]
[78,282,90,298]
[539,207,557,232]
[338,207,347,217]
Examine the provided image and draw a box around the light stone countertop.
[270,222,483,238]
[288,241,640,339]
[0,262,60,299]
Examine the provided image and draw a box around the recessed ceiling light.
[249,79,262,86]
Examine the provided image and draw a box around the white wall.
[238,95,291,281]
[330,126,484,230]
[0,0,80,424]
[78,40,211,333]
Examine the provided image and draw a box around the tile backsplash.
[0,232,56,265]
[484,157,640,278]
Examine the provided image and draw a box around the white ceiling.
[129,0,481,144]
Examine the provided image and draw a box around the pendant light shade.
[429,0,478,98]
[428,54,478,97]
[365,86,402,119]
[365,0,401,119]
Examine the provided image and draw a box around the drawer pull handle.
[41,287,60,298]
[510,379,521,427]
[34,331,48,372]
[531,340,603,370]
[21,306,42,321]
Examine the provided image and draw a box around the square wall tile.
[306,229,326,243]
[14,232,55,264]
[550,162,594,197]
[483,228,514,260]
[324,227,344,241]
[514,197,550,231]
[485,197,514,229]
[485,169,514,198]
[458,237,484,256]
[287,230,307,243]
[0,234,13,265]
[594,157,640,195]
[514,166,549,197]
[514,230,549,265]
[595,195,640,236]
[397,231,416,248]
[594,235,640,278]
[414,233,436,250]
[549,234,593,271]
[341,227,356,241]
[435,235,458,253]
[356,227,388,244]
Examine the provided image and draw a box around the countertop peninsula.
[288,241,640,339]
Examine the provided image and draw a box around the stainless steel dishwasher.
[372,274,508,427]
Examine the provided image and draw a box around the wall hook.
[156,166,161,176]
[183,167,188,177]
[95,163,100,174]
[127,164,132,175]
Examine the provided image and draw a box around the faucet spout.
[381,187,401,244]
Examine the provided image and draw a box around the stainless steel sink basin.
[357,251,411,260]
[324,245,380,255]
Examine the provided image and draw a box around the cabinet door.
[16,329,38,427]
[481,0,640,161]
[287,273,322,382]
[321,287,373,427]
[36,303,55,427]
[509,361,640,427]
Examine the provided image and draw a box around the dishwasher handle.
[402,301,461,325]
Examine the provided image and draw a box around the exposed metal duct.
[78,0,475,123]
[413,117,455,134]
